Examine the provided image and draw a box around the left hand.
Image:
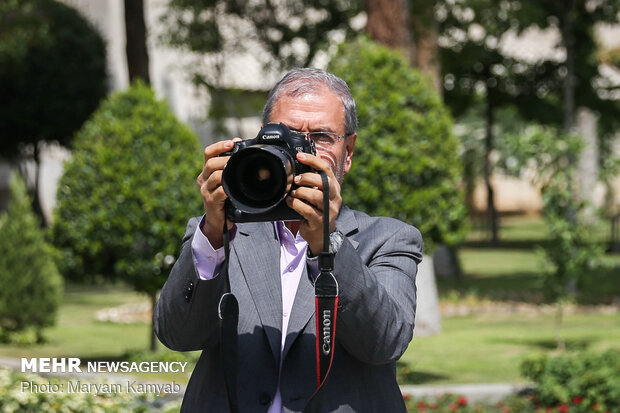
[285,152,342,256]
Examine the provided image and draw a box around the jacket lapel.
[281,205,359,360]
[232,222,283,364]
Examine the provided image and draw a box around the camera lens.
[222,145,294,213]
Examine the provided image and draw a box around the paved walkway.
[401,382,534,403]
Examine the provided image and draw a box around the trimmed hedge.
[0,174,62,342]
[52,82,203,296]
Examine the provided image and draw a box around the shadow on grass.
[397,361,449,384]
[68,354,129,363]
[489,337,596,351]
[437,272,545,304]
[462,240,555,250]
[439,266,620,305]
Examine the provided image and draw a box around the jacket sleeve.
[333,221,423,364]
[153,217,228,351]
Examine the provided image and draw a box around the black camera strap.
[312,171,338,391]
[217,171,338,412]
[218,221,240,413]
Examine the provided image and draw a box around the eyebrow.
[290,127,337,133]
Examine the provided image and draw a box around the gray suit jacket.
[154,205,423,412]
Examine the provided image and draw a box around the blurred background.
[0,0,619,412]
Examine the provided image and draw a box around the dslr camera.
[221,123,316,222]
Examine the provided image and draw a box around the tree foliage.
[439,0,620,129]
[329,37,467,250]
[0,0,107,158]
[527,0,620,130]
[438,0,546,242]
[501,125,605,348]
[52,82,203,297]
[438,0,620,239]
[163,0,363,84]
[0,174,63,341]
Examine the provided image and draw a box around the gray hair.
[262,68,358,136]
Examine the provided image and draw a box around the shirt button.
[259,392,272,405]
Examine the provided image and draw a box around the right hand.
[196,138,241,249]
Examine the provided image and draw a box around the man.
[154,68,423,412]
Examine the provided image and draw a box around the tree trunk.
[411,2,441,94]
[32,142,46,227]
[365,0,415,65]
[124,0,150,84]
[561,0,576,134]
[484,84,499,245]
[150,292,157,352]
[554,301,566,351]
[561,0,578,225]
[561,1,579,295]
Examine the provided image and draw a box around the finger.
[294,172,324,189]
[202,156,229,180]
[200,184,228,206]
[296,152,333,174]
[209,185,228,204]
[205,170,223,192]
[286,196,321,222]
[294,172,341,202]
[290,187,324,211]
[204,140,236,162]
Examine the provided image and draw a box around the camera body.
[221,123,316,222]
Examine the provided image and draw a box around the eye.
[310,132,336,145]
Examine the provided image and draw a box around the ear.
[343,133,357,174]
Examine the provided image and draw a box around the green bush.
[0,0,107,158]
[52,82,203,297]
[521,350,620,412]
[328,37,467,251]
[0,175,63,342]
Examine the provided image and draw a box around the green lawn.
[401,312,620,385]
[438,247,620,304]
[0,284,196,384]
[404,213,620,384]
[466,214,614,246]
[0,285,150,359]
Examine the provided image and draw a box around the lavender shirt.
[191,217,319,413]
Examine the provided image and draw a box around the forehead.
[270,87,345,132]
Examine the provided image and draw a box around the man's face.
[269,87,356,183]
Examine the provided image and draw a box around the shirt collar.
[274,221,306,253]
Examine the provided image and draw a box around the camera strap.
[218,221,240,413]
[312,171,339,390]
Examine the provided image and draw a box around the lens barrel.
[222,145,295,214]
